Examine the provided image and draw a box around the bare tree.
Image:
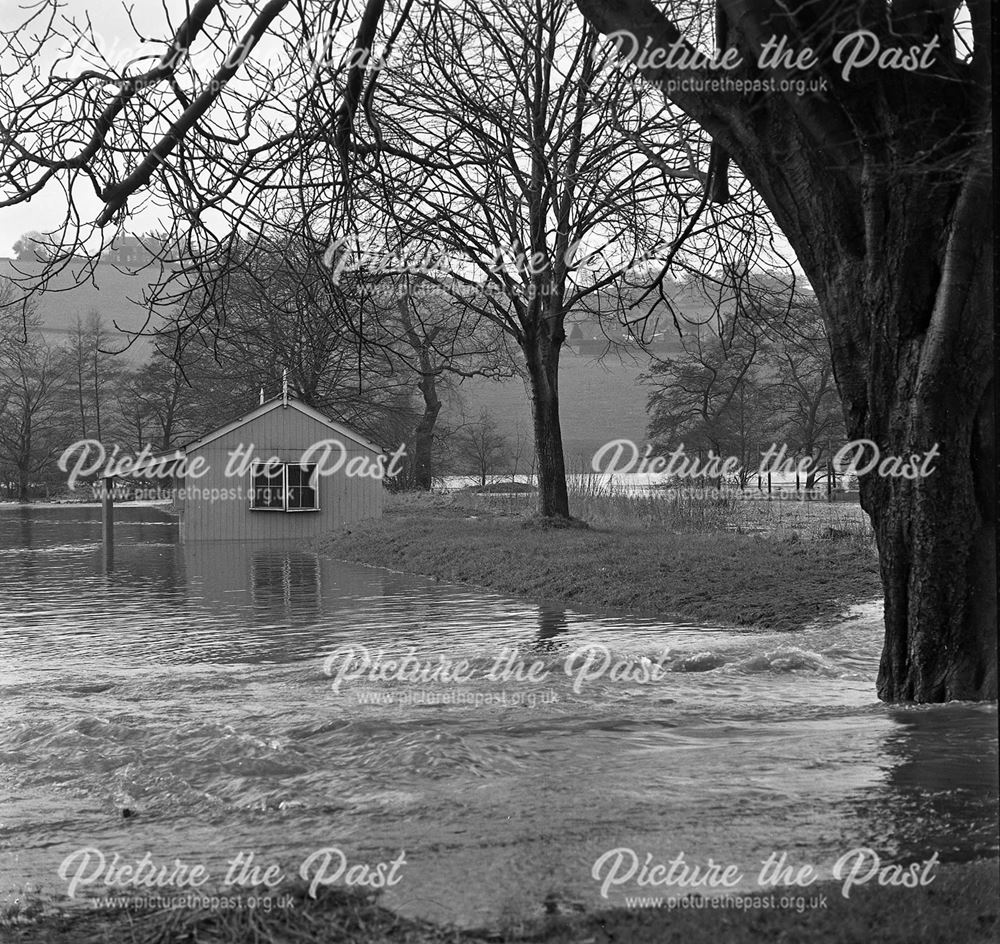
[363,0,756,518]
[159,230,512,476]
[0,305,66,501]
[118,350,221,451]
[58,311,127,443]
[351,267,516,490]
[760,301,847,489]
[158,260,418,448]
[645,293,846,490]
[456,409,510,489]
[645,315,773,482]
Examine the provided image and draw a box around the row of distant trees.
[0,304,128,501]
[0,301,226,501]
[0,271,530,501]
[2,271,841,503]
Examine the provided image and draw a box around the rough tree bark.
[783,148,996,702]
[411,371,441,491]
[397,296,443,491]
[754,94,996,703]
[17,459,30,503]
[523,310,571,519]
[577,0,995,701]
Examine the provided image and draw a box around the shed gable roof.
[182,398,382,455]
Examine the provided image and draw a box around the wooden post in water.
[102,475,114,554]
[827,440,835,502]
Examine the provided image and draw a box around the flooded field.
[0,504,996,927]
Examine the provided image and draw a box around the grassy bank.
[6,862,997,943]
[318,491,881,631]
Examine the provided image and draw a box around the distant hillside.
[569,275,726,347]
[449,347,655,466]
[0,258,158,358]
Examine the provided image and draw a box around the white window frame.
[249,462,319,513]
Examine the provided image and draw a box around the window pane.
[287,464,317,510]
[251,462,285,509]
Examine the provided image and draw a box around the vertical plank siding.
[178,404,384,542]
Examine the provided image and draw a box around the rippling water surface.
[1,504,996,926]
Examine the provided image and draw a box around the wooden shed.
[161,396,385,542]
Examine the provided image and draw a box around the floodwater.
[0,504,996,927]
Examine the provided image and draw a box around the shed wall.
[176,405,384,541]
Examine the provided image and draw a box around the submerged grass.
[6,863,997,943]
[320,490,880,631]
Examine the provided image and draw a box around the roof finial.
[282,368,288,407]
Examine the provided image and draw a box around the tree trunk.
[411,372,441,491]
[816,162,995,702]
[717,84,994,703]
[858,217,995,701]
[396,296,441,491]
[93,343,102,442]
[868,378,995,701]
[160,416,173,452]
[524,326,570,518]
[804,465,817,495]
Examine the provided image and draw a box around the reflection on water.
[0,503,996,927]
[251,553,323,618]
[533,604,570,651]
[868,706,999,864]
